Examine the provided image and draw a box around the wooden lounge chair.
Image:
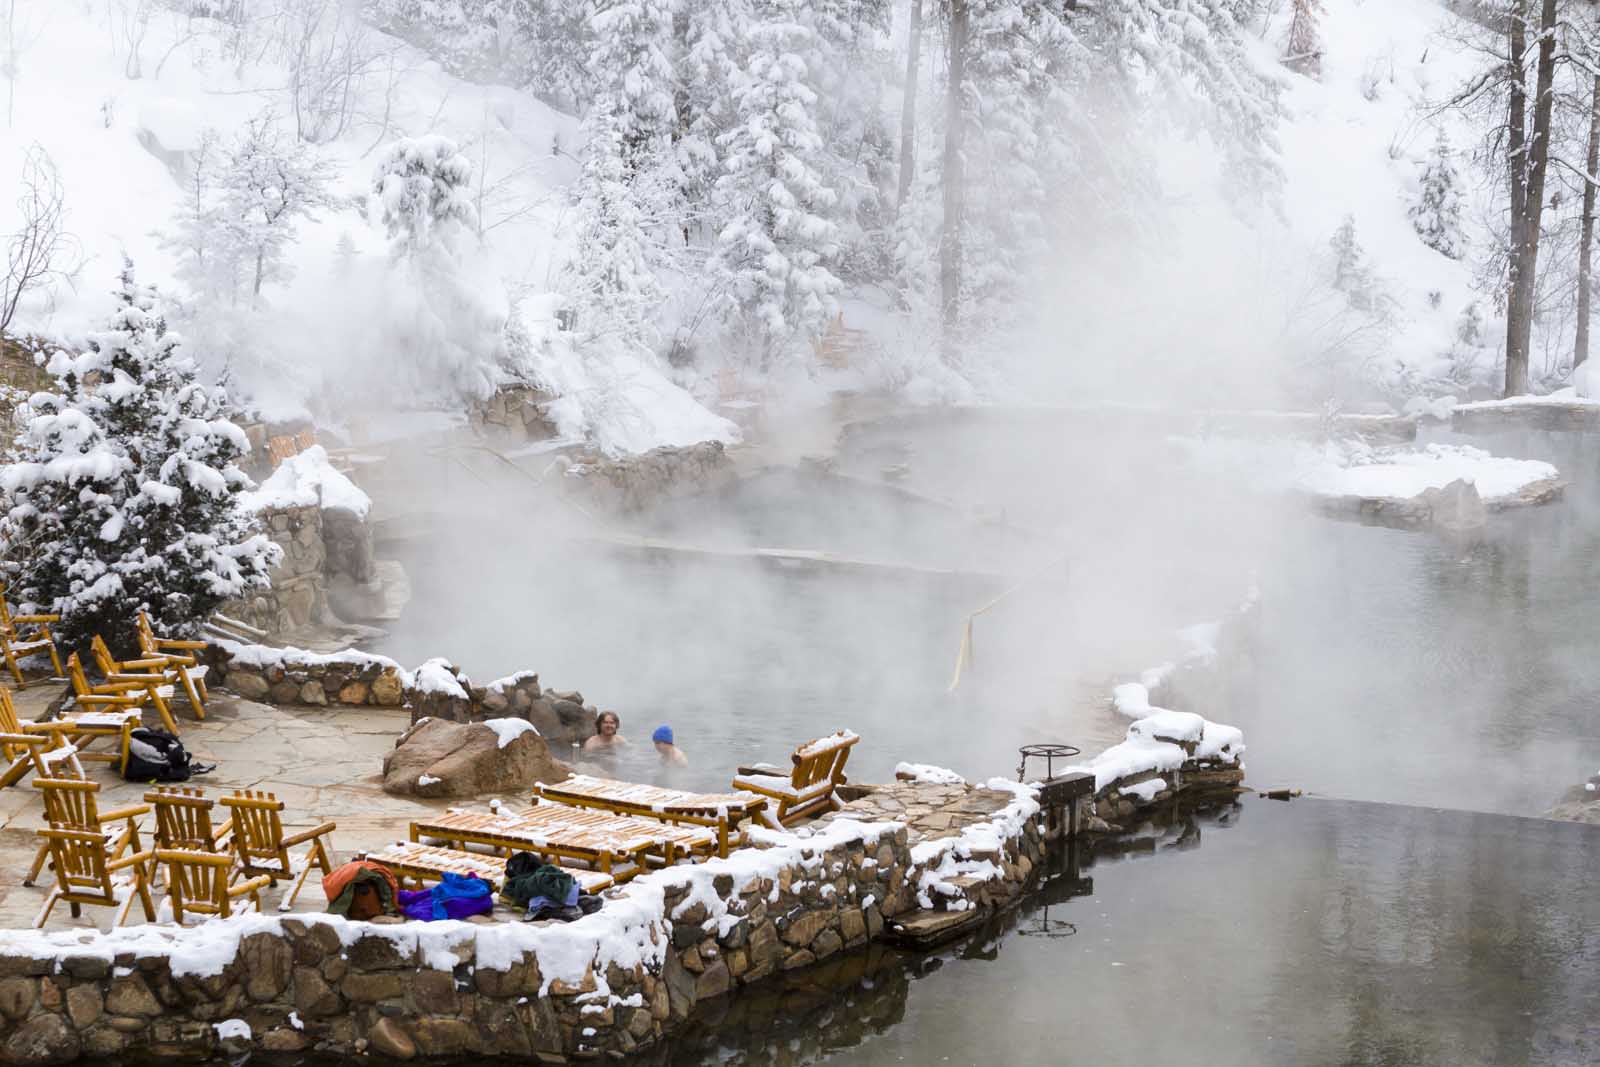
[534,774,768,858]
[135,612,210,719]
[25,776,149,886]
[365,841,615,896]
[218,790,336,910]
[731,730,860,828]
[157,850,272,924]
[17,662,141,771]
[75,645,180,735]
[0,596,64,689]
[410,804,716,883]
[32,827,156,929]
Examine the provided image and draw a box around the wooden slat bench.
[410,805,718,883]
[534,775,768,857]
[366,842,614,896]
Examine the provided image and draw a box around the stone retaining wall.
[0,786,1045,1064]
[203,644,596,750]
[564,441,735,514]
[225,505,329,633]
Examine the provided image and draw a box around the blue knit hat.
[652,725,674,744]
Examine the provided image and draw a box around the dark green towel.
[503,850,577,907]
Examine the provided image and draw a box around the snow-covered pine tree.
[371,135,478,256]
[160,130,242,304]
[1410,131,1465,260]
[0,261,278,654]
[370,137,505,400]
[586,0,679,178]
[711,0,841,364]
[562,104,666,353]
[1283,0,1324,78]
[676,0,750,243]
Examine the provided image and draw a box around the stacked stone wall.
[0,793,1046,1064]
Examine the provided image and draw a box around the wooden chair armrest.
[0,731,48,746]
[216,816,234,839]
[229,874,275,897]
[108,850,154,872]
[281,821,337,847]
[106,673,169,685]
[115,658,170,671]
[155,638,208,651]
[69,693,145,706]
[11,614,60,624]
[148,651,199,667]
[100,804,152,822]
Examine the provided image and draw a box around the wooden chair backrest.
[0,687,21,734]
[157,849,235,917]
[89,635,118,676]
[34,777,102,830]
[147,788,220,851]
[220,791,288,866]
[135,612,157,654]
[66,653,91,696]
[0,596,14,633]
[790,733,858,790]
[39,828,115,900]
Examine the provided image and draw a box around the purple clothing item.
[397,872,494,921]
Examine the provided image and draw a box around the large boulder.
[383,718,570,798]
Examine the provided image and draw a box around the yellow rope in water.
[947,553,1070,692]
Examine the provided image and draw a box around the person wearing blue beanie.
[652,725,687,767]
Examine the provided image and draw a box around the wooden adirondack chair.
[0,687,78,790]
[65,652,176,742]
[79,642,180,735]
[4,675,128,776]
[145,787,232,852]
[0,595,64,689]
[218,790,336,910]
[0,687,84,789]
[135,612,209,719]
[32,827,156,928]
[24,777,150,886]
[157,850,272,924]
[731,730,861,828]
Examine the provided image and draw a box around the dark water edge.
[102,798,1598,1067]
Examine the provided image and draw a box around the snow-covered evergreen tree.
[370,137,505,399]
[586,0,679,177]
[371,135,478,256]
[1283,0,1324,78]
[0,262,278,653]
[1410,132,1465,260]
[675,0,750,241]
[562,106,666,353]
[710,0,841,363]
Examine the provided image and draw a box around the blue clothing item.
[398,871,493,921]
[652,725,674,744]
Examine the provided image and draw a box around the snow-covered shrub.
[1283,0,1324,78]
[1410,132,1464,260]
[0,262,278,654]
[1330,216,1391,315]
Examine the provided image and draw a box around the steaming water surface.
[669,799,1600,1066]
[376,415,1599,814]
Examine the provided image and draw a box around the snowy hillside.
[0,0,1579,453]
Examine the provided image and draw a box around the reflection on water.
[665,799,1598,1066]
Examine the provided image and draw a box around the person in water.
[652,725,688,767]
[583,710,626,754]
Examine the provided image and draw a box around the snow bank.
[1295,442,1557,503]
[1070,706,1245,794]
[1174,435,1560,507]
[241,445,371,518]
[893,762,966,786]
[214,638,405,676]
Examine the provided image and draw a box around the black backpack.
[120,728,211,782]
